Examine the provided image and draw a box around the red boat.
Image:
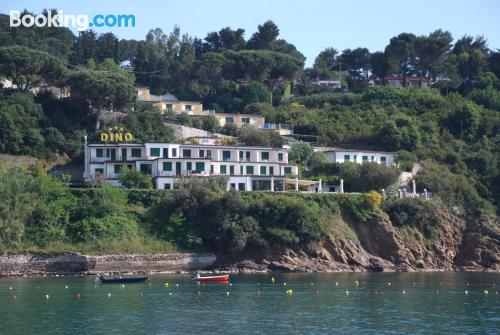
[193,274,230,283]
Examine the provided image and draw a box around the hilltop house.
[312,80,341,90]
[135,86,204,115]
[83,139,304,191]
[384,76,430,89]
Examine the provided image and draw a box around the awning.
[284,178,318,186]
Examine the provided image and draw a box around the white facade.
[318,147,396,166]
[84,142,298,191]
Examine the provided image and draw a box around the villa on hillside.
[1,79,70,98]
[83,139,312,191]
[366,76,431,89]
[316,147,396,166]
[312,79,341,90]
[136,86,293,135]
[135,86,204,115]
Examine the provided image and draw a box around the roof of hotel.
[88,142,285,150]
[316,147,396,154]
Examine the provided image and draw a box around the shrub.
[364,191,382,207]
[384,198,439,240]
[340,162,399,192]
[118,166,153,189]
[69,214,139,242]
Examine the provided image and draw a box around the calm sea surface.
[0,272,499,334]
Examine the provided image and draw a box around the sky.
[2,0,499,67]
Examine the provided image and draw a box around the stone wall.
[0,253,216,276]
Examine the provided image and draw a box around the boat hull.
[194,274,230,283]
[99,276,148,284]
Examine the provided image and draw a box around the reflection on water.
[1,272,499,334]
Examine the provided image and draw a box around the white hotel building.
[83,142,299,191]
[316,147,396,166]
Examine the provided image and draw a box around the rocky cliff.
[215,209,500,273]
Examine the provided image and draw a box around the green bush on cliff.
[384,198,440,240]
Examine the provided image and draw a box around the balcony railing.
[257,123,293,130]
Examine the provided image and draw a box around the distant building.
[185,136,228,146]
[384,76,430,89]
[1,79,70,98]
[312,80,341,90]
[316,147,396,166]
[211,113,265,128]
[135,86,204,115]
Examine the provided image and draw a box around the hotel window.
[240,166,244,174]
[354,155,357,162]
[185,104,192,111]
[239,151,244,161]
[131,148,142,158]
[229,165,235,175]
[166,104,173,110]
[261,152,269,160]
[183,149,191,158]
[140,164,152,175]
[284,167,292,175]
[199,149,205,158]
[210,165,214,174]
[246,166,254,175]
[362,156,368,162]
[220,165,227,174]
[95,168,104,175]
[241,117,250,124]
[163,162,172,171]
[164,184,171,190]
[206,150,211,158]
[381,157,387,165]
[238,183,245,191]
[96,148,103,158]
[260,166,266,175]
[222,151,231,161]
[344,155,350,161]
[195,162,205,172]
[187,162,192,171]
[269,166,274,175]
[226,117,234,124]
[114,165,122,174]
[172,148,177,157]
[245,151,250,161]
[371,156,375,161]
[278,153,283,161]
[150,148,160,157]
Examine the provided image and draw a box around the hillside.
[0,13,499,270]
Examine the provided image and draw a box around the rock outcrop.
[215,209,499,273]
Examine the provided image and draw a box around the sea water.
[0,272,499,334]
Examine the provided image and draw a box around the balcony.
[157,170,210,177]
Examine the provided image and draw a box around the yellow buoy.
[271,277,275,284]
[354,280,359,286]
[483,289,489,295]
[286,289,293,295]
[164,283,169,288]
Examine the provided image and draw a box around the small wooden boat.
[193,274,230,283]
[99,275,148,284]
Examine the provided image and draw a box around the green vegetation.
[0,166,382,254]
[0,11,498,255]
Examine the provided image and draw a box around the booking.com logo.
[10,10,135,31]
